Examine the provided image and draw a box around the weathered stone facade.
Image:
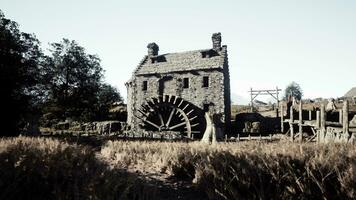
[126,33,231,138]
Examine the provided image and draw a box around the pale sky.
[2,0,356,104]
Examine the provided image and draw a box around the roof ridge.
[155,48,214,56]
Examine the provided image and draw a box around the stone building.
[126,33,231,138]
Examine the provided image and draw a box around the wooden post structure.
[309,110,312,121]
[342,100,349,136]
[316,111,320,143]
[276,87,279,118]
[280,103,284,133]
[299,101,303,142]
[339,109,343,124]
[320,104,326,142]
[316,111,320,129]
[250,88,254,112]
[290,106,294,141]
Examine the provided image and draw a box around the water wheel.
[135,95,205,138]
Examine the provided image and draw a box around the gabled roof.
[134,46,227,75]
[344,87,356,97]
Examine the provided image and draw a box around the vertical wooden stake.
[250,88,254,112]
[316,111,320,129]
[339,109,343,124]
[321,104,326,142]
[290,105,294,142]
[299,101,303,142]
[343,100,349,135]
[281,103,284,133]
[309,110,312,121]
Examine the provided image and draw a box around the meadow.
[0,136,355,199]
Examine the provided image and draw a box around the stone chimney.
[212,32,222,50]
[147,42,159,57]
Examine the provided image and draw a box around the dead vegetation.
[0,137,157,200]
[101,140,356,199]
[1,137,355,199]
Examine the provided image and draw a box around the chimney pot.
[147,42,159,56]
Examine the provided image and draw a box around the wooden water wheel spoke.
[166,108,175,127]
[169,121,187,130]
[158,112,165,126]
[144,119,161,130]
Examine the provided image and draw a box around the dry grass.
[0,136,155,200]
[100,141,356,199]
[1,136,355,199]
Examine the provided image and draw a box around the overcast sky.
[2,0,356,103]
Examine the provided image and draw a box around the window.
[183,78,189,88]
[142,81,147,91]
[203,76,209,88]
[203,104,210,112]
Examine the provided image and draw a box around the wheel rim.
[135,95,204,138]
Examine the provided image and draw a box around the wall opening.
[203,76,209,88]
[183,78,189,88]
[203,104,210,112]
[142,81,148,91]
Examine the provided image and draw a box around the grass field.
[0,136,355,199]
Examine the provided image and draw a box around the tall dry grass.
[100,141,356,199]
[1,136,355,199]
[0,136,156,200]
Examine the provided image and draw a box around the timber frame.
[280,100,356,143]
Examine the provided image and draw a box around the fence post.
[280,103,284,133]
[299,101,303,142]
[309,110,312,121]
[320,104,326,142]
[343,100,349,136]
[290,106,294,142]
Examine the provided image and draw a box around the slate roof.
[134,46,227,75]
[344,87,356,97]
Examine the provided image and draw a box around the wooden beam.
[290,106,294,142]
[316,111,320,129]
[299,101,303,142]
[320,104,326,142]
[309,110,312,121]
[281,103,284,133]
[343,100,349,135]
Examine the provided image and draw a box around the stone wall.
[128,68,228,131]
